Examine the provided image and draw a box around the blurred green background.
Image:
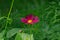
[0,0,60,40]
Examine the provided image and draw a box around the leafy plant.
[0,0,60,40]
[15,32,34,40]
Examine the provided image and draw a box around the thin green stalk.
[28,24,31,40]
[8,0,14,18]
[4,0,14,39]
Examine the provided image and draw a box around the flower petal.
[33,16,39,23]
[25,14,34,20]
[21,18,27,23]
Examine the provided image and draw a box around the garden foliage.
[0,0,60,40]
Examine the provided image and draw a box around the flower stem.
[4,0,14,40]
[28,24,32,40]
[8,0,14,18]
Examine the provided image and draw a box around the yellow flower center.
[28,20,32,23]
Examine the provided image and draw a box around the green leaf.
[0,38,4,40]
[15,33,22,40]
[15,32,34,40]
[0,36,4,40]
[0,30,5,40]
[0,30,5,38]
[52,24,60,31]
[6,28,20,38]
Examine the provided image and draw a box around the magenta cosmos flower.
[21,14,39,24]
